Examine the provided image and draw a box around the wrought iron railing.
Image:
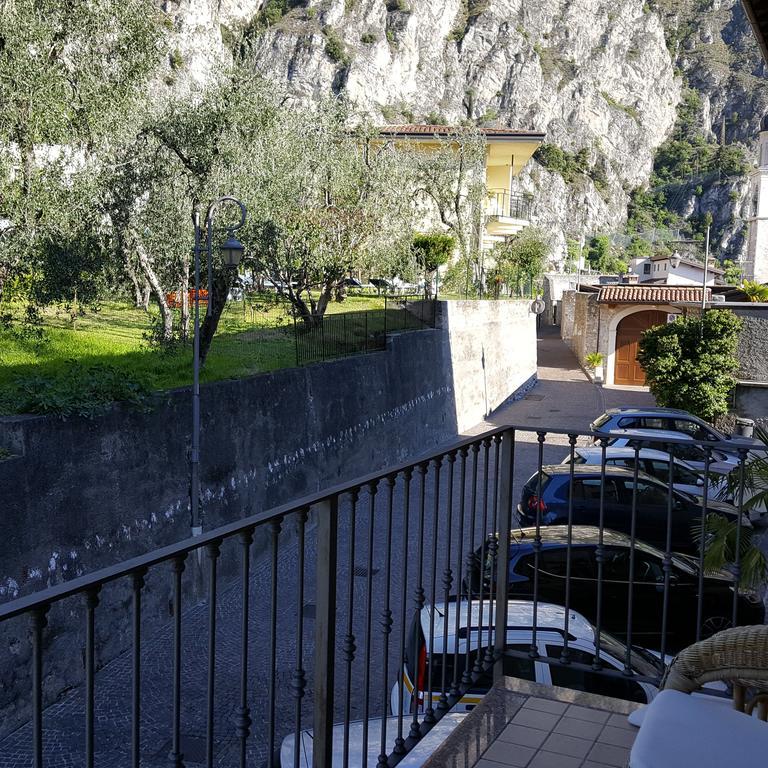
[485,190,533,221]
[0,426,760,767]
[293,296,436,366]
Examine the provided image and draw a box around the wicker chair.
[629,625,768,768]
[661,624,768,719]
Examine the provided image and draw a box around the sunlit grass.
[0,292,409,415]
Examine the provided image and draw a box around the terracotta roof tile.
[377,124,545,139]
[598,285,711,304]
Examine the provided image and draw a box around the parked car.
[590,407,762,453]
[392,599,663,717]
[561,446,732,501]
[517,465,749,555]
[470,526,763,653]
[279,712,468,767]
[370,277,394,293]
[605,429,740,473]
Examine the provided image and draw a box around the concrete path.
[476,325,655,434]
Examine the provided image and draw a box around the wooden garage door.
[614,311,668,386]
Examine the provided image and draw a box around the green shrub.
[637,310,742,421]
[2,362,152,419]
[361,31,377,43]
[169,48,183,70]
[323,26,351,65]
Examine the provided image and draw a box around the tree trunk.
[135,238,173,342]
[179,260,190,342]
[198,269,235,365]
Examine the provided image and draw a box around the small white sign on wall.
[667,313,681,323]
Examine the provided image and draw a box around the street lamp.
[190,196,247,535]
[669,251,681,269]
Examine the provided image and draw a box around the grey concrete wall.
[438,300,537,432]
[0,300,537,735]
[561,291,600,369]
[732,308,768,382]
[542,274,600,326]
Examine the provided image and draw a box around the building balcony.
[483,190,532,250]
[0,424,763,767]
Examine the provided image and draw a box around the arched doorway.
[614,310,668,386]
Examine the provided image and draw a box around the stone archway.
[613,309,669,386]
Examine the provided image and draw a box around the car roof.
[575,446,686,463]
[508,525,664,558]
[423,599,596,647]
[538,464,656,480]
[607,428,695,441]
[603,407,698,417]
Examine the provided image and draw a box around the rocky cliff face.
[161,0,767,265]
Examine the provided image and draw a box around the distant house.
[377,125,544,253]
[628,253,723,286]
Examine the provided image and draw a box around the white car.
[562,446,733,501]
[280,712,467,767]
[392,599,662,717]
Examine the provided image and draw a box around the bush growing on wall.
[637,310,742,421]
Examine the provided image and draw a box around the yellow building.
[377,124,545,251]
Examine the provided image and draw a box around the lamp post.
[190,196,246,536]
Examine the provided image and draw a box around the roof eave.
[743,0,768,64]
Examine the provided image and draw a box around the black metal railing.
[293,296,436,366]
[0,426,761,767]
[485,190,533,221]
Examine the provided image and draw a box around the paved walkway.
[480,325,655,434]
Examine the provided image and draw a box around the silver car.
[561,445,732,501]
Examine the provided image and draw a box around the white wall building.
[745,114,768,285]
[628,254,722,286]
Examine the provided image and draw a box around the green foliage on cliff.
[533,143,608,195]
[637,310,742,421]
[586,235,628,275]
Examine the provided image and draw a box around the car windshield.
[597,630,662,678]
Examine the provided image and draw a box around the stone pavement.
[0,327,655,768]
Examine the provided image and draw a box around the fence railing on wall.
[0,426,759,768]
[293,295,437,366]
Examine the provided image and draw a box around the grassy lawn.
[0,293,427,416]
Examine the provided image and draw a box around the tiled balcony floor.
[424,677,642,768]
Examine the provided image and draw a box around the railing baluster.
[733,449,748,627]
[472,439,491,677]
[462,444,480,687]
[394,469,412,756]
[292,509,308,768]
[696,449,712,643]
[85,586,101,768]
[424,458,441,726]
[624,445,640,676]
[234,528,254,768]
[531,432,546,661]
[377,476,396,767]
[361,481,378,762]
[205,541,221,768]
[494,430,516,680]
[132,570,146,768]
[31,605,49,768]
[343,491,359,768]
[561,435,577,666]
[408,464,428,743]
[484,436,501,667]
[314,497,339,768]
[593,437,607,671]
[659,445,675,663]
[450,448,468,699]
[267,517,283,764]
[170,554,187,768]
[439,452,456,711]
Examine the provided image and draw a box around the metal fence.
[293,296,437,366]
[0,426,760,767]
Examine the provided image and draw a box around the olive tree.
[238,103,418,328]
[0,0,166,305]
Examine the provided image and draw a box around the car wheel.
[701,615,733,638]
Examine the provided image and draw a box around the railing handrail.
[0,423,754,622]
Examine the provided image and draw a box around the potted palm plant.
[585,351,605,383]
